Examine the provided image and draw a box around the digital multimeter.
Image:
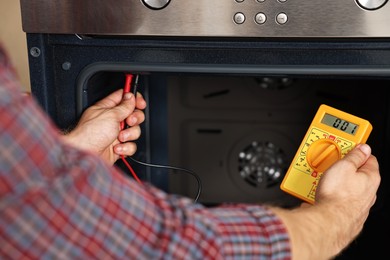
[280,104,372,204]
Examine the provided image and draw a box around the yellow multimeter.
[280,104,372,204]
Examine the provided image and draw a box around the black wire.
[131,74,139,95]
[127,157,202,203]
[126,74,201,202]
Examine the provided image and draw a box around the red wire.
[121,155,142,183]
[120,74,133,130]
[120,73,142,184]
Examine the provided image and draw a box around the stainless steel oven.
[20,0,390,258]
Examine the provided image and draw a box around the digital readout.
[321,113,359,135]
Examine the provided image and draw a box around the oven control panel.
[21,0,390,37]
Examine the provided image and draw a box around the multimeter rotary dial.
[306,139,341,173]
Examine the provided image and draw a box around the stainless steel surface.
[20,0,390,37]
[356,0,388,10]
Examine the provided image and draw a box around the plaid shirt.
[0,46,291,259]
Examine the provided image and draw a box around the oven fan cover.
[238,140,287,188]
[227,129,297,202]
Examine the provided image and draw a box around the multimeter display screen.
[321,113,359,135]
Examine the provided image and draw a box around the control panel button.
[276,13,288,24]
[234,13,246,24]
[255,13,267,24]
[356,0,388,10]
[142,0,171,10]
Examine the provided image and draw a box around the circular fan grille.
[238,141,288,188]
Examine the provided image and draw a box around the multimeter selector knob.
[142,0,171,9]
[356,0,388,10]
[306,139,341,173]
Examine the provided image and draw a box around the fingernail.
[123,93,133,100]
[131,116,137,125]
[357,144,371,156]
[121,132,129,140]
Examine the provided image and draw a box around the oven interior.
[82,71,390,259]
[84,71,390,206]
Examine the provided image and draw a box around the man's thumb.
[342,144,371,169]
[116,93,135,122]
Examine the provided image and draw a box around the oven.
[20,0,390,258]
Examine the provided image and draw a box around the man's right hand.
[270,144,380,260]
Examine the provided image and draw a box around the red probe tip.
[123,74,134,94]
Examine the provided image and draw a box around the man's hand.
[62,88,147,165]
[270,144,380,260]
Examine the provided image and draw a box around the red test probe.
[120,73,141,183]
